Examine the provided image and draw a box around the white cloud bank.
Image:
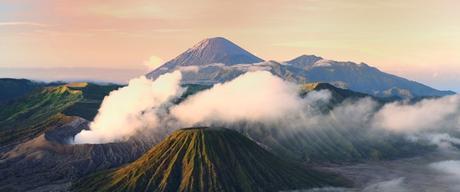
[430,160,460,177]
[372,96,460,132]
[73,69,460,144]
[171,71,308,125]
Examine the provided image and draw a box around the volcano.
[165,37,263,66]
[146,37,264,80]
[73,127,348,192]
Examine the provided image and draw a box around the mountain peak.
[187,37,255,57]
[297,54,323,60]
[180,37,263,66]
[146,37,264,79]
[191,37,231,48]
[286,54,323,69]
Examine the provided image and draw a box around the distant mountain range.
[0,78,44,104]
[147,37,454,98]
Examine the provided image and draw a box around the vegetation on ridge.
[0,83,119,147]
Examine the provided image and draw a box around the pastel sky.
[1,0,459,91]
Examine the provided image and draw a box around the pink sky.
[1,0,459,91]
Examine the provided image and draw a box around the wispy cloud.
[0,22,48,27]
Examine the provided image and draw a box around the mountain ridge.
[146,37,454,98]
[285,54,323,69]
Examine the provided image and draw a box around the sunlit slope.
[0,83,119,146]
[63,83,120,120]
[0,86,82,146]
[74,128,349,192]
[0,81,202,147]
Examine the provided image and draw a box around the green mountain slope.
[0,82,119,147]
[73,128,349,192]
[0,86,82,146]
[63,82,121,120]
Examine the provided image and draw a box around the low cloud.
[73,69,460,146]
[171,71,313,125]
[178,66,199,73]
[362,177,408,192]
[372,96,460,132]
[430,160,460,177]
[408,133,460,149]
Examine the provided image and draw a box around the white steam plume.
[171,71,318,125]
[73,71,183,144]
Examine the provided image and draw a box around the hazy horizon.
[0,67,145,84]
[2,1,460,91]
[1,57,458,92]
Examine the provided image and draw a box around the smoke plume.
[171,71,313,125]
[73,71,183,144]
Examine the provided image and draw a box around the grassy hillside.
[73,128,349,192]
[63,83,121,120]
[0,83,119,147]
[0,86,82,146]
